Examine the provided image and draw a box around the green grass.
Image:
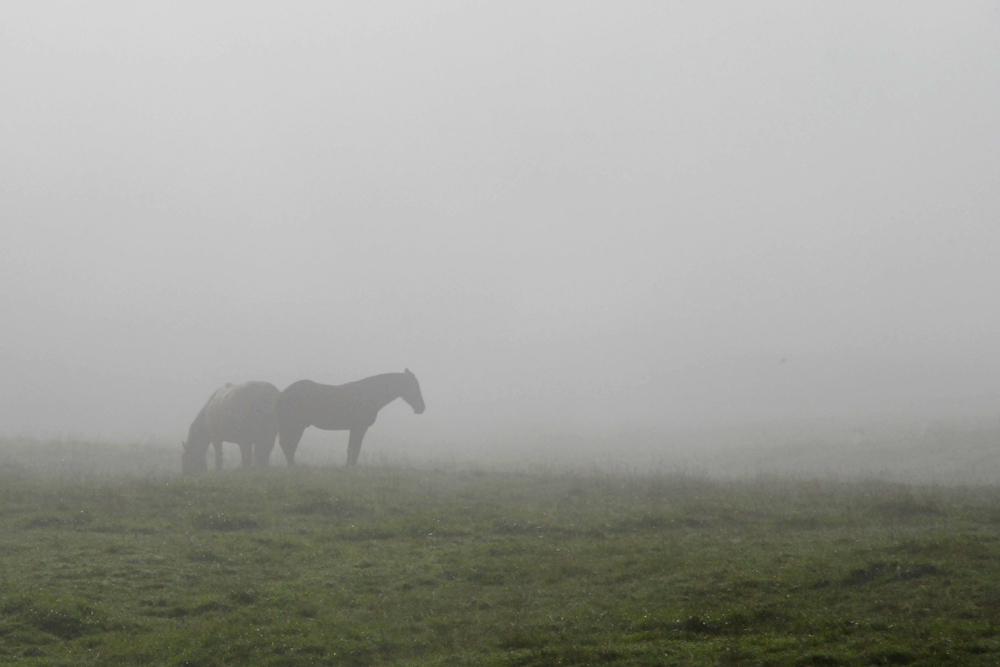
[2,445,1000,665]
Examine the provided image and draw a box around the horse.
[275,369,425,467]
[181,381,280,474]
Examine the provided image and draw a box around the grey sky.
[2,2,999,441]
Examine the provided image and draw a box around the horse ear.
[181,440,188,450]
[404,368,412,375]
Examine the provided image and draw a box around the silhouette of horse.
[275,369,425,467]
[182,381,280,474]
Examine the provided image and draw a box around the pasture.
[1,437,1000,665]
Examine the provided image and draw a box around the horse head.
[181,439,209,475]
[401,368,425,414]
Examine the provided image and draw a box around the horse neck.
[187,411,210,447]
[364,373,407,411]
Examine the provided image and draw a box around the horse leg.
[279,425,305,466]
[238,443,253,468]
[254,436,276,467]
[213,442,223,471]
[346,427,369,467]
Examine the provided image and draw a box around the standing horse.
[275,369,425,467]
[181,381,280,474]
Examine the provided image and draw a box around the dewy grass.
[1,451,1000,665]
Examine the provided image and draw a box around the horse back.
[201,381,280,444]
[278,379,373,431]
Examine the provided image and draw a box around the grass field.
[2,437,1000,665]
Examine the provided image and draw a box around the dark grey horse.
[181,381,280,474]
[275,369,425,467]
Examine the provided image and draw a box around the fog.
[2,3,999,465]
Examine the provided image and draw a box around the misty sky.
[2,2,999,441]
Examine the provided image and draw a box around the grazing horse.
[181,381,280,474]
[275,369,425,467]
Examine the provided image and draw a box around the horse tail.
[275,382,309,465]
[275,382,305,442]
